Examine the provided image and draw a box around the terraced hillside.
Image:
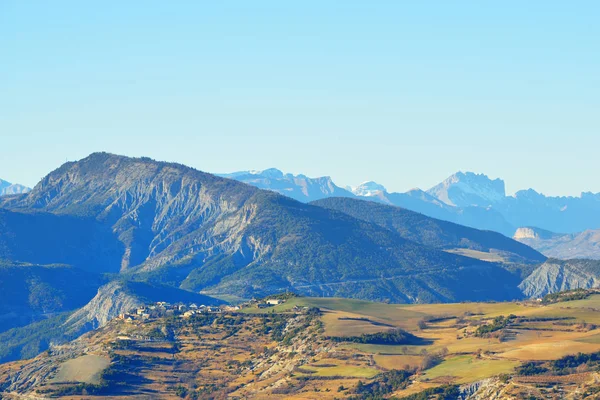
[3,292,600,399]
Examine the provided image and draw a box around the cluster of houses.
[256,298,284,308]
[118,301,234,323]
[117,297,290,323]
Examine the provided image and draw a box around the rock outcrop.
[519,259,600,298]
[66,281,143,333]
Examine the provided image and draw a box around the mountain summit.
[1,152,528,303]
[427,172,506,207]
[211,168,600,235]
[0,179,30,196]
[348,181,387,197]
[219,168,353,202]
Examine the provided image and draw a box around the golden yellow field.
[273,294,600,396]
[4,294,600,399]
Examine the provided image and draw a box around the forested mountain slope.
[312,197,545,263]
[1,153,522,303]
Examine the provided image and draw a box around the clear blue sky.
[1,1,598,196]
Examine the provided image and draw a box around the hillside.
[0,261,105,333]
[311,197,545,264]
[0,152,523,304]
[0,208,124,274]
[0,280,222,364]
[515,227,600,260]
[519,259,600,298]
[4,294,600,399]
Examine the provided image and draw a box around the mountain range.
[2,152,599,364]
[218,169,354,202]
[1,153,539,305]
[0,179,30,196]
[223,169,600,239]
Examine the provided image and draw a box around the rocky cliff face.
[66,282,143,333]
[4,153,263,273]
[519,259,600,298]
[514,227,539,240]
[461,378,512,399]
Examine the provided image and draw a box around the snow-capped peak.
[349,181,387,197]
[249,168,284,179]
[427,171,506,207]
[0,178,31,196]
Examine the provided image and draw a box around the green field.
[301,365,379,378]
[241,294,600,394]
[546,294,600,310]
[422,355,519,384]
[271,297,425,320]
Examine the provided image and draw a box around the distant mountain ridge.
[514,227,600,260]
[1,153,527,305]
[427,171,506,207]
[0,179,30,196]
[221,168,600,237]
[348,181,387,197]
[218,168,354,202]
[0,152,590,365]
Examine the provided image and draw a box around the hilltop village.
[116,294,303,324]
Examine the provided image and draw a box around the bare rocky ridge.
[4,153,261,273]
[519,259,600,298]
[66,281,144,333]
